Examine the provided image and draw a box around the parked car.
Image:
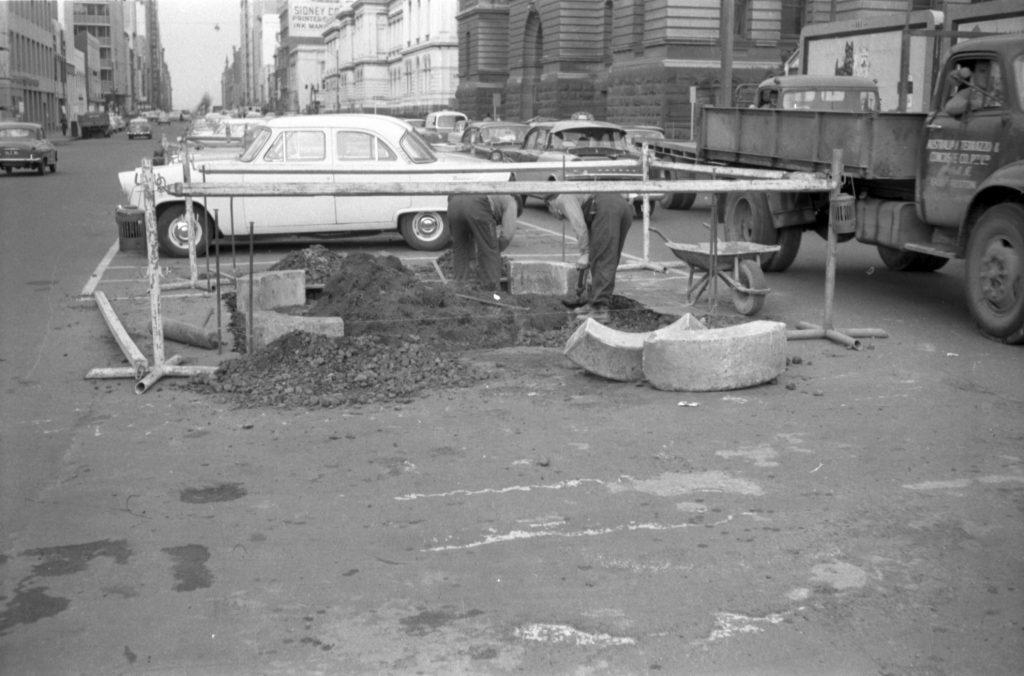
[116,114,509,257]
[623,124,666,147]
[127,117,153,140]
[455,121,530,161]
[0,122,57,175]
[420,110,468,146]
[496,119,657,215]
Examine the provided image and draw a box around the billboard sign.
[289,0,344,39]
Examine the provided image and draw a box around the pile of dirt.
[268,244,346,285]
[190,248,679,408]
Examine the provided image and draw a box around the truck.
[77,111,111,139]
[648,34,1024,343]
[652,74,881,211]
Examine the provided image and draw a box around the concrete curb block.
[643,320,787,391]
[509,260,577,295]
[236,269,306,312]
[252,311,345,350]
[564,317,647,381]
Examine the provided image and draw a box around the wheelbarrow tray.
[663,240,780,270]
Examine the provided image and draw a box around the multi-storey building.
[454,0,975,136]
[321,0,460,117]
[70,0,130,114]
[0,1,62,129]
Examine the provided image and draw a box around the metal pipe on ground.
[93,290,148,379]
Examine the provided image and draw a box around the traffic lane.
[0,132,154,541]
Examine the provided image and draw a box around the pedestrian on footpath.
[446,193,522,290]
[60,115,68,136]
[546,191,633,323]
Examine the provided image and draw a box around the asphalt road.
[1,128,1022,675]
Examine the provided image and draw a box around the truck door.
[919,55,1008,228]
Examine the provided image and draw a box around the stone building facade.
[454,0,966,137]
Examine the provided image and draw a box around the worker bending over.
[546,191,633,324]
[446,193,522,291]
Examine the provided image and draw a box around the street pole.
[719,0,735,107]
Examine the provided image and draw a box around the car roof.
[758,74,878,90]
[534,120,627,133]
[467,120,529,129]
[261,113,414,133]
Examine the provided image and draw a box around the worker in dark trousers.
[546,191,633,323]
[446,193,521,290]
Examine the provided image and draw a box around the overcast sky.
[159,0,241,110]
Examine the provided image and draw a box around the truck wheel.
[634,199,656,219]
[731,259,767,316]
[965,203,1024,343]
[157,204,212,258]
[660,192,697,210]
[877,246,948,272]
[400,211,449,251]
[37,160,46,175]
[724,192,801,272]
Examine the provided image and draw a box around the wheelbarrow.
[651,228,780,316]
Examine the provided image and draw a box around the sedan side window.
[263,131,325,162]
[286,131,326,161]
[336,131,396,161]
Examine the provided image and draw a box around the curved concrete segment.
[643,320,787,391]
[564,317,648,381]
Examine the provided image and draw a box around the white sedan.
[117,114,509,257]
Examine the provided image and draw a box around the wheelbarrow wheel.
[732,259,767,316]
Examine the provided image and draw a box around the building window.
[781,0,805,39]
[735,0,751,39]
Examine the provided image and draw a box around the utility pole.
[719,0,735,107]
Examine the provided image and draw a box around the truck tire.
[724,192,801,272]
[877,246,949,272]
[658,169,696,210]
[400,211,449,251]
[157,204,212,258]
[660,191,697,210]
[965,203,1024,344]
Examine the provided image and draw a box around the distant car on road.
[420,110,468,146]
[496,119,657,215]
[157,111,171,125]
[127,117,153,140]
[116,113,509,257]
[0,122,57,175]
[455,121,529,161]
[109,114,126,133]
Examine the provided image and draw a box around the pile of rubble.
[189,247,677,408]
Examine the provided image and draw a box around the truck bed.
[699,107,926,180]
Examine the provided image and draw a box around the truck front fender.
[964,159,1024,233]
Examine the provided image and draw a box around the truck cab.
[754,75,880,112]
[918,36,1024,230]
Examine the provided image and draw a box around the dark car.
[497,119,659,214]
[455,121,529,160]
[127,117,153,140]
[0,122,57,175]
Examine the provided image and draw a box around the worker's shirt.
[487,194,519,245]
[546,193,590,267]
